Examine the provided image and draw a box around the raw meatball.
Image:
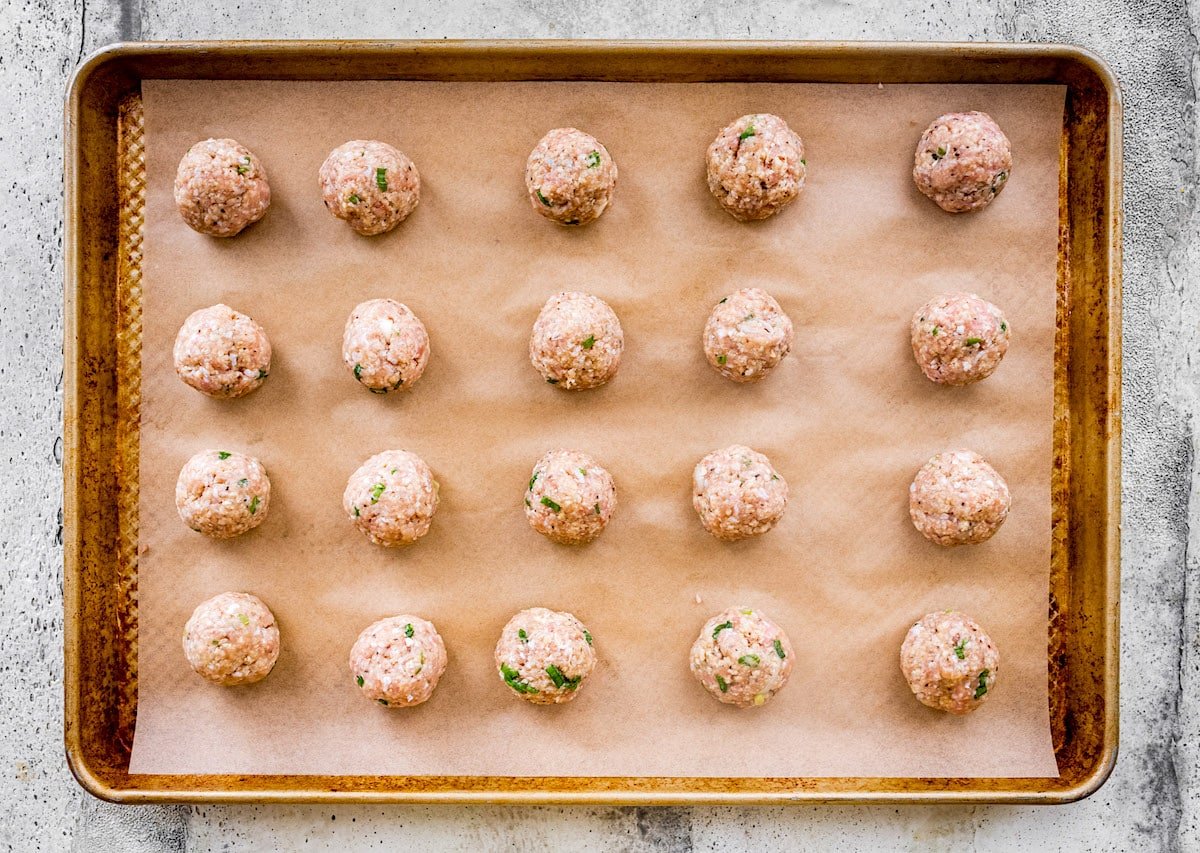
[911,291,1010,386]
[494,607,596,705]
[349,615,448,708]
[900,611,999,714]
[342,298,430,393]
[173,138,271,237]
[175,449,270,538]
[173,304,272,399]
[343,450,439,547]
[909,450,1010,546]
[706,113,806,221]
[319,140,420,236]
[690,606,794,708]
[529,291,624,390]
[703,288,794,382]
[524,449,616,545]
[525,128,617,226]
[183,592,280,685]
[693,445,788,541]
[913,111,1012,213]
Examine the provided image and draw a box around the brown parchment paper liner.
[130,80,1063,778]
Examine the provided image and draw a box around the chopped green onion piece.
[347,193,360,205]
[375,167,388,192]
[932,146,946,160]
[716,354,727,365]
[529,472,539,490]
[594,503,601,515]
[524,497,531,508]
[354,363,363,380]
[712,621,733,640]
[501,662,537,694]
[581,335,596,350]
[583,629,593,646]
[356,675,364,687]
[405,623,414,638]
[774,639,786,659]
[974,669,990,699]
[738,125,756,141]
[238,478,248,487]
[1000,321,1008,332]
[218,451,231,460]
[931,326,940,337]
[738,654,760,667]
[353,506,360,517]
[801,158,807,165]
[540,496,561,512]
[954,638,968,659]
[545,664,566,688]
[716,674,729,693]
[586,150,601,168]
[378,698,389,706]
[248,496,260,515]
[370,483,386,503]
[964,337,984,347]
[235,156,251,175]
[257,369,268,379]
[536,189,551,207]
[518,628,528,642]
[237,613,250,626]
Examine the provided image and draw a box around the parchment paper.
[130,80,1064,778]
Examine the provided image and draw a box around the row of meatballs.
[174,110,1012,239]
[175,286,1012,401]
[178,443,1010,548]
[184,597,1000,716]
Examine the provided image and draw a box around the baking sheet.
[130,80,1063,778]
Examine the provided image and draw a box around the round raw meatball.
[525,128,617,226]
[524,449,616,545]
[175,449,270,538]
[909,450,1011,546]
[911,291,1010,386]
[703,288,794,382]
[529,291,624,390]
[319,139,420,236]
[693,445,788,541]
[706,113,806,221]
[173,304,272,399]
[173,138,271,237]
[690,606,794,708]
[913,111,1012,213]
[349,615,448,708]
[343,450,439,547]
[901,611,999,714]
[494,607,596,705]
[183,592,280,685]
[342,298,430,393]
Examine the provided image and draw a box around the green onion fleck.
[545,664,567,688]
[375,167,388,192]
[238,478,248,487]
[353,506,360,517]
[217,451,231,460]
[348,193,360,205]
[370,483,386,504]
[518,628,528,642]
[529,472,539,490]
[712,620,733,640]
[932,146,946,161]
[356,675,364,687]
[974,669,990,699]
[738,654,760,667]
[405,623,414,638]
[248,495,260,515]
[954,638,968,660]
[594,503,601,515]
[354,363,363,380]
[235,156,251,175]
[378,698,389,706]
[586,150,601,168]
[801,158,807,165]
[965,337,984,347]
[581,335,596,350]
[536,189,552,207]
[774,639,786,659]
[931,326,940,337]
[717,354,727,365]
[1000,321,1008,332]
[540,496,561,512]
[583,629,593,646]
[501,662,537,694]
[738,125,756,141]
[257,369,268,379]
[716,674,729,693]
[237,613,250,626]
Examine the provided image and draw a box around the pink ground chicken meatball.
[900,611,999,715]
[494,607,596,705]
[529,291,624,390]
[173,304,272,399]
[183,592,280,686]
[525,128,617,226]
[174,138,271,237]
[349,615,448,708]
[319,140,420,236]
[703,287,794,382]
[911,291,1010,386]
[693,445,788,541]
[913,111,1012,213]
[175,449,270,538]
[706,113,806,221]
[343,450,439,547]
[524,449,617,545]
[690,606,794,708]
[909,450,1011,546]
[342,298,430,394]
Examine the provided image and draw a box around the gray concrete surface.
[0,0,1193,849]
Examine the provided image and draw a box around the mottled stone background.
[1,0,1193,849]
